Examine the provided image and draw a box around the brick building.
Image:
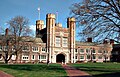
[0,13,113,63]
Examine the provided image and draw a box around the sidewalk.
[62,64,92,77]
[0,71,14,77]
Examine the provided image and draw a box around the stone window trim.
[22,45,30,51]
[40,55,46,59]
[32,46,39,52]
[42,47,46,51]
[22,55,29,60]
[55,37,61,47]
[31,55,35,60]
[38,55,40,60]
[80,55,85,60]
[98,55,103,59]
[62,37,68,47]
[80,49,84,54]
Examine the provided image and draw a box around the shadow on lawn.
[71,65,120,77]
[0,64,65,72]
[92,72,120,77]
[61,76,91,77]
[60,73,120,77]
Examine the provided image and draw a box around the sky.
[0,0,80,40]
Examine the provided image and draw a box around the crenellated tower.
[46,14,56,63]
[67,17,76,63]
[36,20,44,37]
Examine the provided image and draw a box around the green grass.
[0,63,67,77]
[70,63,120,77]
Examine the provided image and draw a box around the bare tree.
[0,16,32,64]
[70,0,120,43]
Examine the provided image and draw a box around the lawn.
[70,63,120,77]
[0,63,67,77]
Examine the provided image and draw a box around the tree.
[70,0,120,43]
[0,16,32,64]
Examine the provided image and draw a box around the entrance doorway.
[56,54,65,63]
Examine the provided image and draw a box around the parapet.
[55,23,62,27]
[46,13,56,19]
[67,17,75,22]
[36,20,44,25]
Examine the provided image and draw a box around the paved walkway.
[62,64,92,77]
[0,71,14,77]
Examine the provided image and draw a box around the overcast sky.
[0,0,80,40]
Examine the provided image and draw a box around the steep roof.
[75,41,98,46]
[21,36,43,43]
[0,35,43,43]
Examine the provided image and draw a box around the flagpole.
[38,7,40,20]
[56,11,58,23]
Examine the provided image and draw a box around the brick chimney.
[103,39,109,44]
[87,38,92,42]
[110,39,114,45]
[5,28,8,36]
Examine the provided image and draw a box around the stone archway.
[56,54,65,63]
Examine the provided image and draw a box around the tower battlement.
[46,13,56,19]
[36,20,44,25]
[67,17,75,22]
[55,23,62,27]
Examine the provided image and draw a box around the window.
[31,55,35,60]
[23,46,29,51]
[80,55,84,59]
[98,50,102,53]
[106,56,109,60]
[32,46,39,52]
[86,49,89,53]
[92,54,96,59]
[11,55,16,60]
[0,45,2,51]
[92,49,96,53]
[55,37,61,47]
[38,55,40,60]
[104,51,108,53]
[98,55,102,59]
[62,38,68,47]
[0,54,2,60]
[87,55,90,59]
[42,47,46,51]
[75,49,78,53]
[80,49,84,53]
[41,55,46,59]
[75,55,77,59]
[22,55,29,60]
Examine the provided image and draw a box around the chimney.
[110,39,114,45]
[87,38,92,42]
[103,39,108,44]
[5,28,8,36]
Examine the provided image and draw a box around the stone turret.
[67,17,76,63]
[36,20,44,37]
[46,13,56,63]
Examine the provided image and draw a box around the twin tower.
[36,13,76,63]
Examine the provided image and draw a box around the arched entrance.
[56,54,65,63]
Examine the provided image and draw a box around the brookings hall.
[0,13,113,63]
